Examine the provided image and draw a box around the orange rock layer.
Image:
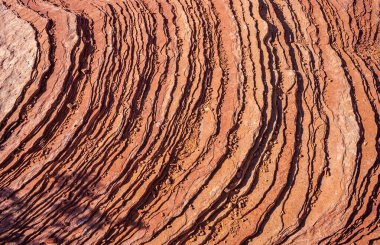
[0,0,379,244]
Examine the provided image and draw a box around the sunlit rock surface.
[0,0,379,244]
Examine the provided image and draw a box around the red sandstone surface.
[0,0,379,244]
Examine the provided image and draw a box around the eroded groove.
[0,0,379,244]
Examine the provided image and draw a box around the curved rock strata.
[0,0,379,244]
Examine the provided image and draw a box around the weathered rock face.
[0,0,379,243]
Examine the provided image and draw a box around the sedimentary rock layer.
[0,0,379,244]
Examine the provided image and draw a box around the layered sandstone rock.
[0,0,379,244]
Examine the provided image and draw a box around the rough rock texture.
[0,0,379,244]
